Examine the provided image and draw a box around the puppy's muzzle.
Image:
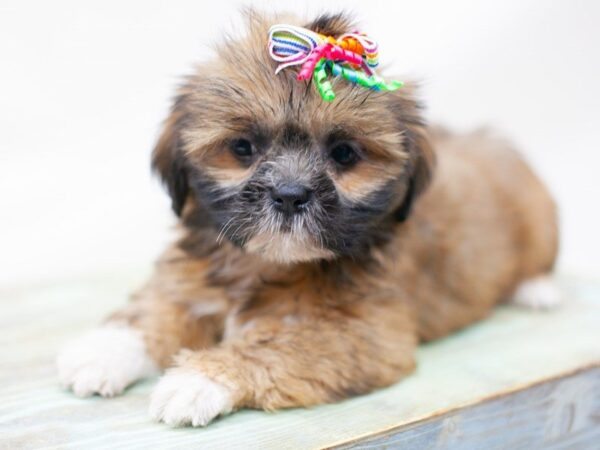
[270,184,313,215]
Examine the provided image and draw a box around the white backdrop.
[1,0,599,287]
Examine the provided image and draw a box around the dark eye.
[230,138,254,159]
[330,142,359,167]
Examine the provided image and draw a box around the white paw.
[56,324,158,397]
[511,275,563,310]
[149,370,233,427]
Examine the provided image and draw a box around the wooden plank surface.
[338,367,600,449]
[0,274,599,449]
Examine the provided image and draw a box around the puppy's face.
[153,13,433,263]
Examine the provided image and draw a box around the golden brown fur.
[76,11,557,420]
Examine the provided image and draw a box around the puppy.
[57,11,559,427]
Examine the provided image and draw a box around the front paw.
[56,324,158,397]
[149,369,234,427]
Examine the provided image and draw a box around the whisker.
[216,217,235,244]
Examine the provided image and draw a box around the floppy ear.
[394,177,416,222]
[394,127,435,221]
[388,85,436,221]
[151,109,189,216]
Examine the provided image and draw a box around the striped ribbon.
[267,24,402,102]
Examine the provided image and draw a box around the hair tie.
[267,24,403,102]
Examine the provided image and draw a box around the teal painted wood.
[337,367,600,449]
[0,274,599,449]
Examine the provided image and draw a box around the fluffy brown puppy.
[56,11,559,427]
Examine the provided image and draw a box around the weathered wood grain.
[336,367,600,449]
[0,274,599,449]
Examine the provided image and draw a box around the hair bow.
[267,24,403,102]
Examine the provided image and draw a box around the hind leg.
[511,274,563,310]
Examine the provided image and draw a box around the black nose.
[270,184,312,214]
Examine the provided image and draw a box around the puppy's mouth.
[224,177,339,263]
[244,229,335,264]
[243,200,331,262]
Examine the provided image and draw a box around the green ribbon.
[313,58,336,102]
[312,59,403,102]
[328,61,403,92]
